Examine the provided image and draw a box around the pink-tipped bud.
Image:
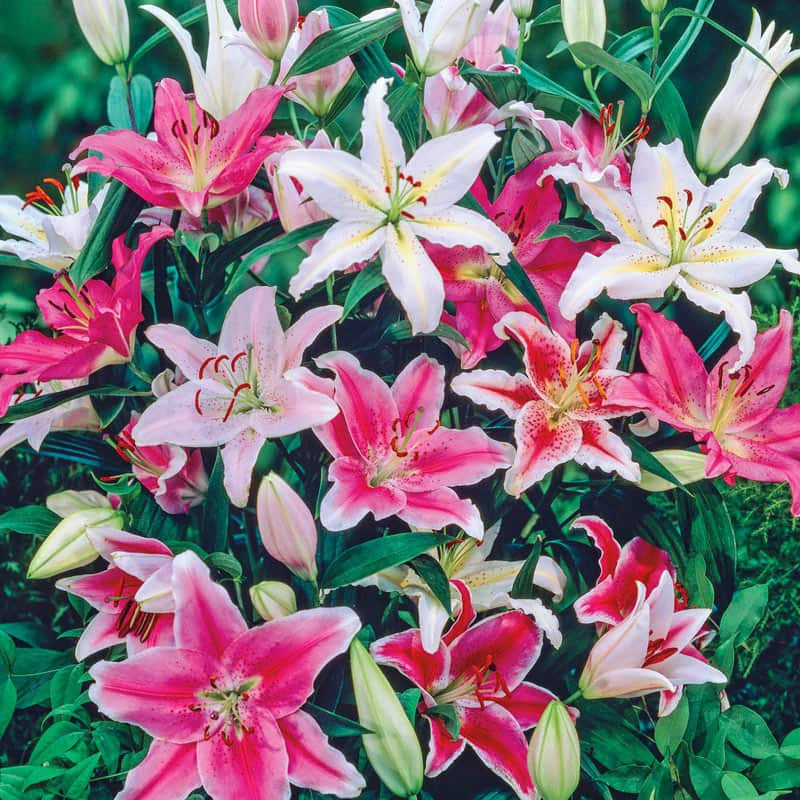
[239,0,298,62]
[256,472,318,582]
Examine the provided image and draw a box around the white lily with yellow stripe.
[550,139,800,370]
[356,523,566,653]
[278,77,512,334]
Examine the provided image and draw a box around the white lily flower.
[141,0,264,119]
[279,77,511,333]
[552,139,800,370]
[0,379,101,459]
[398,0,491,76]
[358,524,566,652]
[0,181,108,271]
[697,11,800,176]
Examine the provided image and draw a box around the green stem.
[650,12,661,77]
[494,121,513,202]
[417,75,427,147]
[268,59,281,86]
[116,62,137,130]
[326,275,338,349]
[169,240,209,337]
[515,18,526,67]
[564,689,583,704]
[582,68,602,110]
[288,102,303,141]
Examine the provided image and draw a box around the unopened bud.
[511,0,535,20]
[250,581,298,620]
[561,0,606,50]
[351,638,424,797]
[641,0,668,12]
[256,473,318,582]
[528,700,581,800]
[71,0,130,66]
[28,507,125,579]
[637,450,707,492]
[239,0,298,62]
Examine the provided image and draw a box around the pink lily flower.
[88,551,364,800]
[302,351,513,538]
[0,225,172,417]
[112,413,209,515]
[70,78,286,217]
[453,311,640,496]
[56,528,176,661]
[572,515,675,626]
[0,379,101,458]
[610,303,800,514]
[132,286,341,507]
[372,582,559,799]
[579,572,726,716]
[536,108,634,189]
[429,157,609,366]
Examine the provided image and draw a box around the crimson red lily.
[0,225,171,417]
[56,528,176,661]
[372,582,559,799]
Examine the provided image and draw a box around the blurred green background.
[0,0,799,747]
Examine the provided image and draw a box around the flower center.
[168,96,221,192]
[550,337,607,420]
[22,175,80,215]
[46,275,97,338]
[370,407,440,486]
[652,190,716,264]
[104,581,161,645]
[433,654,511,708]
[599,101,649,169]
[644,635,679,667]
[188,675,261,746]
[194,346,275,422]
[709,360,775,437]
[384,169,428,225]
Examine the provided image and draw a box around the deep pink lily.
[572,515,676,626]
[0,225,171,417]
[301,351,513,538]
[536,108,633,189]
[132,286,341,507]
[452,311,640,496]
[88,551,364,800]
[579,572,726,716]
[610,303,800,514]
[428,157,609,366]
[56,528,176,661]
[71,78,287,217]
[372,581,558,799]
[113,413,209,514]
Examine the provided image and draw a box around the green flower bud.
[350,638,423,797]
[250,581,298,621]
[528,700,581,800]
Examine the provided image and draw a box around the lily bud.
[28,507,125,579]
[561,0,606,49]
[511,0,534,20]
[398,0,492,76]
[256,472,318,582]
[239,0,298,62]
[250,581,298,620]
[46,490,114,518]
[71,0,130,66]
[351,638,424,797]
[697,11,800,176]
[641,0,667,13]
[528,700,581,800]
[637,450,708,492]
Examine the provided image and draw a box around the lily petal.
[117,740,200,800]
